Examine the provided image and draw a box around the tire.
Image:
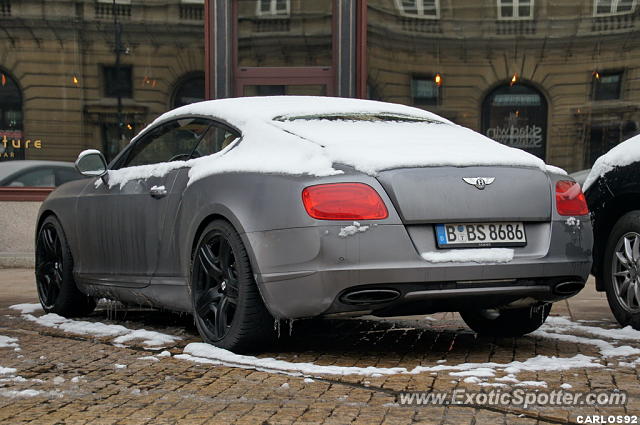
[602,211,640,330]
[190,220,274,352]
[35,216,96,317]
[460,303,551,337]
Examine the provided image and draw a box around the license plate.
[435,222,526,248]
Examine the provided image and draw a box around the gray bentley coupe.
[35,96,592,352]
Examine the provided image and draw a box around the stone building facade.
[0,0,205,163]
[1,0,639,173]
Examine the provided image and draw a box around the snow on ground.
[0,335,19,349]
[178,342,601,389]
[421,248,514,264]
[534,316,640,358]
[14,310,180,348]
[583,133,640,191]
[9,304,42,314]
[338,221,370,238]
[9,302,640,390]
[102,96,559,189]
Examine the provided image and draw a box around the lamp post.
[113,0,125,148]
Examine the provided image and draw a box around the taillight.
[302,183,388,220]
[555,180,589,216]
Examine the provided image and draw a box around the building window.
[95,0,132,19]
[172,73,205,108]
[592,71,623,100]
[594,0,636,15]
[411,76,440,106]
[104,65,133,98]
[0,70,23,161]
[256,0,290,17]
[396,0,440,18]
[180,0,204,20]
[497,0,534,20]
[482,83,548,160]
[0,1,11,17]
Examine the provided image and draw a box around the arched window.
[0,70,23,160]
[482,82,548,160]
[172,72,205,109]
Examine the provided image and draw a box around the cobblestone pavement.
[1,268,638,425]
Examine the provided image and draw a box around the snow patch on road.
[421,248,514,264]
[0,335,19,349]
[18,313,180,348]
[178,342,601,388]
[9,304,42,314]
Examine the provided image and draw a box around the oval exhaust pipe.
[553,281,585,296]
[341,289,401,305]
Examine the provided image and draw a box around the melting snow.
[421,248,514,263]
[9,304,42,314]
[18,313,180,348]
[0,335,19,349]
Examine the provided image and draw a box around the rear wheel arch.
[189,212,263,286]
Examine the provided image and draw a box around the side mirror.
[75,149,108,180]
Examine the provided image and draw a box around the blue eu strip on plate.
[435,224,448,245]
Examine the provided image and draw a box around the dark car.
[0,160,84,187]
[584,135,640,329]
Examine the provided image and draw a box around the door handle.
[150,185,167,199]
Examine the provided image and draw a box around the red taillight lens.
[555,180,589,216]
[302,183,388,220]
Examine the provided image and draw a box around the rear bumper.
[245,218,593,319]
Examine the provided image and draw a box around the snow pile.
[421,248,514,263]
[278,118,546,176]
[535,316,640,358]
[105,96,555,188]
[9,304,42,314]
[338,221,370,238]
[19,312,180,348]
[583,134,640,191]
[0,335,19,349]
[178,342,600,387]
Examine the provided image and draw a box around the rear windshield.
[273,113,445,124]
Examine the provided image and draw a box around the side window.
[9,169,56,187]
[123,118,211,168]
[191,125,240,158]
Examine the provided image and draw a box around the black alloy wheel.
[193,230,240,341]
[36,222,63,309]
[191,220,273,351]
[35,216,96,316]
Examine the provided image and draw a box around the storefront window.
[0,70,23,161]
[482,84,548,160]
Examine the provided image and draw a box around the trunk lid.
[376,166,551,223]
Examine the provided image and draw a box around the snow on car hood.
[105,96,553,188]
[583,134,640,192]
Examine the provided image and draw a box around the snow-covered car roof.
[105,96,562,189]
[143,96,451,132]
[583,134,640,191]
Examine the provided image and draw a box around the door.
[75,118,212,287]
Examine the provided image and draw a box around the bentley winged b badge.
[463,177,495,190]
